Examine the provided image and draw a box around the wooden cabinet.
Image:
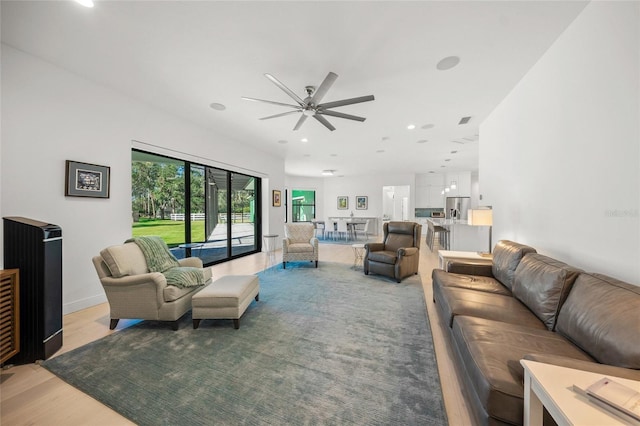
[0,269,20,364]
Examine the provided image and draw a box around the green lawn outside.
[132,219,205,247]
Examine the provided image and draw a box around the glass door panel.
[292,189,316,222]
[204,168,229,263]
[131,151,186,254]
[231,173,257,256]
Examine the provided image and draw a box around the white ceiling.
[1,1,588,178]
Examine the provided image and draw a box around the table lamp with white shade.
[468,209,493,254]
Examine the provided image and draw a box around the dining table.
[314,219,367,241]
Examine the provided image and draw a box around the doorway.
[382,185,410,221]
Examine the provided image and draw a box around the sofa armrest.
[178,257,203,268]
[365,242,384,253]
[522,353,640,381]
[447,261,494,277]
[398,247,418,257]
[100,272,166,289]
[282,238,290,254]
[100,272,167,310]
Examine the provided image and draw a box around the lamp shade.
[468,209,493,226]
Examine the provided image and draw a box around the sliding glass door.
[132,149,261,266]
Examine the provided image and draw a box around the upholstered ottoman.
[192,275,259,329]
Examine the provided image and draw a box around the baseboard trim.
[64,293,107,315]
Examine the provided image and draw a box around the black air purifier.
[3,217,63,364]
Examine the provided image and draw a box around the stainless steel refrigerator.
[445,197,471,220]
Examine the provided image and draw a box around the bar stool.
[427,220,449,251]
[433,225,449,250]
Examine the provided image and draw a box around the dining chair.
[313,221,325,239]
[336,219,349,241]
[359,219,370,241]
[324,219,335,240]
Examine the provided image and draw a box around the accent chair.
[92,240,212,330]
[364,221,422,283]
[282,222,319,269]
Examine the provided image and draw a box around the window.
[291,189,316,222]
[131,150,261,266]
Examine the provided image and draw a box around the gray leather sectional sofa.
[432,240,640,426]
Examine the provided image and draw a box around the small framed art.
[65,160,110,198]
[272,190,282,207]
[356,196,368,210]
[337,196,348,210]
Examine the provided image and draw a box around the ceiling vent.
[458,116,472,125]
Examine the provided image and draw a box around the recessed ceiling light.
[303,154,311,157]
[416,139,428,144]
[421,124,435,129]
[445,159,451,162]
[376,150,385,153]
[301,138,308,143]
[75,0,94,7]
[381,136,390,141]
[330,153,337,157]
[209,103,226,111]
[451,150,458,154]
[407,124,416,130]
[428,171,435,173]
[436,56,460,71]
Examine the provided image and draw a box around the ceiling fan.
[242,72,374,131]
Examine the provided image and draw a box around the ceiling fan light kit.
[242,72,374,131]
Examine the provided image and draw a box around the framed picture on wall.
[65,160,110,198]
[337,196,348,210]
[356,196,368,210]
[273,190,282,207]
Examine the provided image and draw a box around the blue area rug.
[43,262,447,425]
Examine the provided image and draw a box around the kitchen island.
[427,218,491,252]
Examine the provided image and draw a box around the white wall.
[0,45,286,313]
[480,1,639,284]
[286,173,416,235]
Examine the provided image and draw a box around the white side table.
[438,250,493,271]
[521,360,640,426]
[352,243,365,270]
[263,234,278,271]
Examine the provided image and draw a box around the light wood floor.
[0,241,473,425]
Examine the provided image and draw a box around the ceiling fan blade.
[264,73,305,106]
[318,110,366,122]
[310,72,338,105]
[241,96,301,109]
[259,110,301,120]
[293,114,308,131]
[319,95,375,110]
[313,114,336,131]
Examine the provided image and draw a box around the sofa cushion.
[286,242,314,253]
[433,285,546,330]
[512,254,581,331]
[100,242,148,278]
[432,269,512,296]
[491,240,537,290]
[556,272,640,369]
[164,283,201,302]
[367,250,397,265]
[451,316,594,425]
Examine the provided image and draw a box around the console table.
[438,250,493,271]
[520,360,640,426]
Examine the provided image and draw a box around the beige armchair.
[282,222,319,269]
[92,241,212,330]
[364,221,422,282]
